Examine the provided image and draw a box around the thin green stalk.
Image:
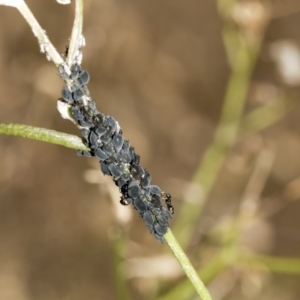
[239,93,297,137]
[111,228,132,300]
[238,253,300,274]
[173,41,258,247]
[0,123,88,150]
[164,230,213,300]
[158,250,229,300]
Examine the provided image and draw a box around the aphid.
[162,192,174,215]
[95,125,106,136]
[154,233,164,243]
[61,87,73,103]
[94,147,108,160]
[108,164,123,178]
[143,211,154,226]
[132,154,140,165]
[128,181,140,198]
[161,207,172,220]
[154,221,168,236]
[72,88,84,101]
[102,143,114,156]
[76,150,92,157]
[133,198,147,212]
[89,131,100,147]
[116,177,127,188]
[58,64,69,81]
[79,117,94,128]
[93,113,105,126]
[100,133,111,144]
[79,70,90,85]
[106,116,117,135]
[140,170,151,188]
[151,194,162,209]
[81,128,90,141]
[71,106,84,121]
[70,63,82,79]
[156,213,169,227]
[130,164,144,180]
[149,185,161,196]
[112,133,124,153]
[128,146,136,162]
[100,161,110,176]
[122,140,130,152]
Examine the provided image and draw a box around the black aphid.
[81,128,90,141]
[58,64,69,81]
[154,222,167,236]
[133,198,147,212]
[73,89,84,101]
[79,70,90,85]
[106,116,117,134]
[93,113,105,126]
[150,185,161,196]
[102,143,114,156]
[154,233,164,243]
[151,194,162,209]
[141,171,151,188]
[128,182,140,198]
[143,211,154,226]
[70,64,81,79]
[58,64,174,243]
[61,86,73,103]
[130,164,144,180]
[100,161,110,176]
[95,125,106,136]
[108,164,123,178]
[112,133,123,152]
[79,118,94,128]
[100,133,111,144]
[71,106,84,121]
[94,148,109,160]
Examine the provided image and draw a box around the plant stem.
[164,230,213,300]
[0,123,88,150]
[67,0,84,66]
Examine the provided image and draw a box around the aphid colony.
[58,64,174,243]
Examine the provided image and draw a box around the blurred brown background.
[0,0,300,299]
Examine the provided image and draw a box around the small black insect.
[162,192,174,214]
[120,183,130,205]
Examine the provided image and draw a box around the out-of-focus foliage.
[0,0,300,299]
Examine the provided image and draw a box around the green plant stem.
[173,40,258,248]
[159,250,230,300]
[239,93,297,137]
[0,123,88,150]
[111,228,132,300]
[164,230,213,300]
[238,253,300,274]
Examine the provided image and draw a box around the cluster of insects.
[58,64,174,242]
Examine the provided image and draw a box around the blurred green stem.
[173,39,258,247]
[238,253,300,274]
[111,228,132,300]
